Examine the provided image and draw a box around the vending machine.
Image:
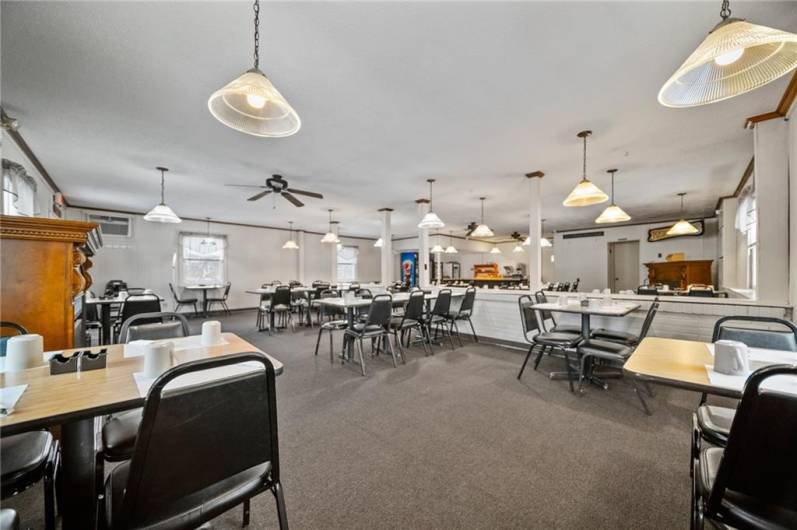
[400,252,418,287]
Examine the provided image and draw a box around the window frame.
[336,245,359,283]
[178,232,228,286]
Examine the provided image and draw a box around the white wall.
[66,207,379,311]
[553,219,718,292]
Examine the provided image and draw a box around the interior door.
[609,240,640,292]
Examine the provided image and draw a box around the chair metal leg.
[272,481,289,530]
[518,344,535,379]
[314,327,323,356]
[533,345,546,370]
[242,498,251,527]
[563,349,575,392]
[386,333,398,367]
[643,381,655,397]
[393,332,406,364]
[329,330,335,363]
[357,338,367,376]
[468,317,478,342]
[577,352,591,394]
[418,325,431,356]
[631,378,652,415]
[447,321,456,350]
[453,320,463,346]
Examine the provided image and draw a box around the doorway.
[608,240,640,292]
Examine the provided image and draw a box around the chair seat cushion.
[105,459,271,529]
[177,298,198,304]
[533,331,582,348]
[551,324,581,334]
[578,339,633,360]
[1,431,53,491]
[698,446,723,496]
[351,323,385,334]
[271,304,290,312]
[390,317,418,329]
[590,328,639,345]
[696,405,735,446]
[0,509,19,530]
[102,409,142,462]
[320,320,348,330]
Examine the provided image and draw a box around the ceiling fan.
[464,222,478,238]
[510,231,524,241]
[225,175,323,207]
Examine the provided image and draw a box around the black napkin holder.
[49,349,108,375]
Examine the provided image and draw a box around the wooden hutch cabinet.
[0,215,101,350]
[644,259,713,290]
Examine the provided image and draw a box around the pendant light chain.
[253,0,260,69]
[160,170,165,205]
[720,0,731,20]
[480,198,485,223]
[582,135,587,179]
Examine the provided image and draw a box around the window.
[736,181,757,290]
[2,158,38,216]
[337,245,358,282]
[180,232,227,286]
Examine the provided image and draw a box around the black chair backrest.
[120,353,279,528]
[458,287,476,315]
[349,282,360,291]
[119,312,191,343]
[0,321,28,336]
[533,291,556,324]
[364,294,393,328]
[221,282,231,298]
[119,295,162,326]
[687,289,714,297]
[272,285,291,307]
[570,279,580,292]
[168,283,180,302]
[105,280,128,297]
[637,286,658,296]
[518,295,541,341]
[712,316,797,352]
[355,289,373,299]
[403,291,426,321]
[637,300,660,341]
[707,364,797,516]
[431,289,452,317]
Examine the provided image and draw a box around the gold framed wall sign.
[648,220,704,242]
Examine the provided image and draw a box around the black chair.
[206,282,231,315]
[104,279,128,297]
[114,294,162,342]
[421,289,456,350]
[0,321,27,357]
[102,353,288,529]
[691,364,797,530]
[268,285,294,332]
[570,278,580,292]
[575,301,659,413]
[447,287,478,345]
[102,312,193,464]
[389,290,430,358]
[516,295,582,391]
[343,294,395,375]
[694,316,797,451]
[0,431,59,530]
[256,284,273,332]
[687,287,715,298]
[168,283,198,317]
[314,291,348,360]
[534,291,581,334]
[591,299,660,346]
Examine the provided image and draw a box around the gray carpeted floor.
[5,310,700,528]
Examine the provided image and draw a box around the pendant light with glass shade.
[563,131,609,207]
[144,167,182,223]
[282,221,299,249]
[522,219,552,247]
[471,197,495,237]
[418,179,445,229]
[512,242,524,253]
[199,218,218,253]
[595,169,632,224]
[374,238,383,248]
[321,209,340,243]
[208,0,301,137]
[444,231,458,254]
[659,0,797,108]
[667,193,700,236]
[489,246,502,254]
[431,244,444,253]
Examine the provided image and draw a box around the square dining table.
[0,332,282,530]
[531,300,640,338]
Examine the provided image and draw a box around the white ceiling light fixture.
[208,0,301,137]
[471,197,494,238]
[144,166,182,223]
[418,178,445,229]
[512,244,524,253]
[522,219,552,247]
[659,0,797,108]
[444,231,458,254]
[563,130,609,207]
[595,169,632,224]
[321,209,340,243]
[431,244,444,253]
[374,237,383,248]
[489,246,502,254]
[282,221,299,250]
[667,193,700,236]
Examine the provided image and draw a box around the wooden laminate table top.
[0,332,282,435]
[532,301,640,317]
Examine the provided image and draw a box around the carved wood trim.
[0,215,99,244]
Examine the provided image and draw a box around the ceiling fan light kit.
[144,167,182,223]
[659,0,797,107]
[208,0,301,137]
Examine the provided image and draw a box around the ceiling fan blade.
[225,184,267,188]
[247,190,273,201]
[286,188,323,199]
[281,192,304,207]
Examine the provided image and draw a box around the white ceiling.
[2,1,795,238]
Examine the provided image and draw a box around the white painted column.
[526,171,544,291]
[718,198,737,290]
[435,244,442,284]
[416,199,430,288]
[754,119,789,304]
[297,230,306,284]
[329,221,339,283]
[379,208,393,286]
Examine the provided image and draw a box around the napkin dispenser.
[713,340,750,376]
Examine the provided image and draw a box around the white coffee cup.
[714,340,750,376]
[143,341,173,378]
[5,334,44,372]
[201,321,222,346]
